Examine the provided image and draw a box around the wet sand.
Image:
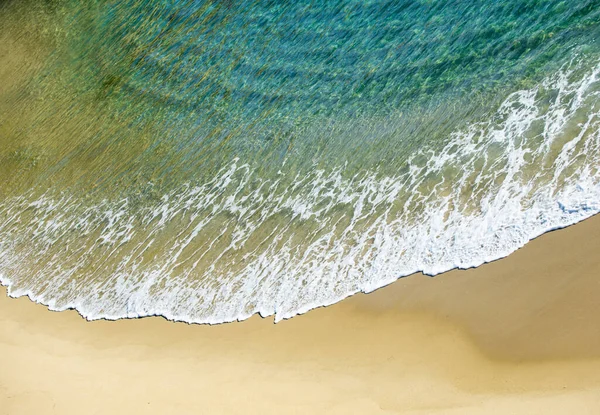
[2,214,600,414]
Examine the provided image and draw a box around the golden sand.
[2,214,600,414]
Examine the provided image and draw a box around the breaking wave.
[2,58,600,323]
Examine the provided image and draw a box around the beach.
[3,2,600,413]
[2,213,600,414]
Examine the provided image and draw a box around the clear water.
[1,0,600,322]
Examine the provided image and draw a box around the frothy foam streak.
[2,59,600,324]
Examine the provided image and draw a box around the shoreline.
[2,214,600,413]
[2,208,599,327]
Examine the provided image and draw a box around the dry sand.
[2,214,600,414]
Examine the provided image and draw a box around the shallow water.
[1,0,600,323]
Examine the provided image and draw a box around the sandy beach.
[3,2,600,414]
[2,214,600,414]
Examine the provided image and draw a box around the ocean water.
[1,0,600,323]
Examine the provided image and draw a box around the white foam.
[2,59,600,324]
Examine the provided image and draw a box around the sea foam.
[1,59,600,324]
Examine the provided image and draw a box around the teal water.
[1,0,600,322]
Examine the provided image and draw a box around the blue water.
[1,0,600,323]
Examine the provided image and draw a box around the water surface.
[1,0,600,322]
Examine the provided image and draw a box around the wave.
[1,58,600,323]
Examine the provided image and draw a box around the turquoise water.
[1,0,600,322]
